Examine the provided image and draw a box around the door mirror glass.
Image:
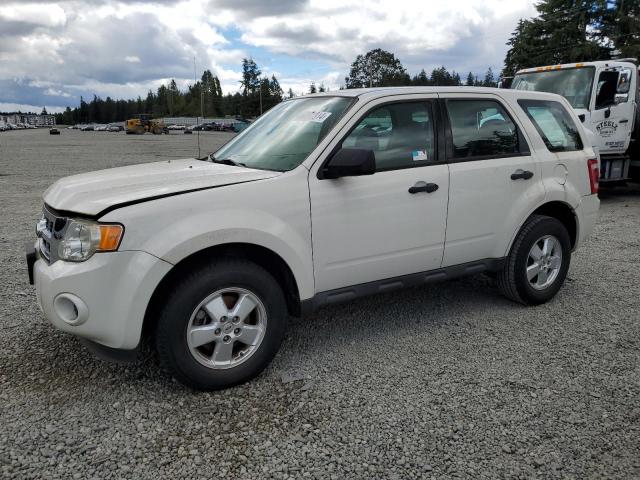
[322,148,376,179]
[615,93,629,105]
[617,68,632,94]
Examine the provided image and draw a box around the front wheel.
[497,215,571,305]
[155,259,288,390]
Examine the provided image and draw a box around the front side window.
[342,101,436,171]
[446,99,519,158]
[518,99,583,152]
[511,67,595,109]
[213,96,354,171]
[595,70,620,109]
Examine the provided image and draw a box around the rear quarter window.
[518,99,583,152]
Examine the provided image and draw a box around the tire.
[155,258,288,390]
[497,215,571,305]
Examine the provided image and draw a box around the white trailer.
[510,59,640,183]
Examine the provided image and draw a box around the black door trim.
[300,257,505,315]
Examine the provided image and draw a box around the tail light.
[587,158,599,194]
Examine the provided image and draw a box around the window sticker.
[298,111,332,123]
[412,150,428,161]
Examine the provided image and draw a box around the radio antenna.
[194,56,201,158]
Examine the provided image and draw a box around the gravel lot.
[1,128,639,479]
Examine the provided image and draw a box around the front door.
[590,67,636,157]
[309,98,449,292]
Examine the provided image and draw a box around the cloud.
[209,0,310,18]
[0,0,538,112]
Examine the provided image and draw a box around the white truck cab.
[27,87,600,390]
[511,59,640,182]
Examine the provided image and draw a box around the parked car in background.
[107,124,123,132]
[215,122,235,132]
[80,125,94,131]
[233,121,249,133]
[49,128,60,135]
[28,87,600,391]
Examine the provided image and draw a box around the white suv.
[27,87,600,390]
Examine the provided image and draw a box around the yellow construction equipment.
[125,114,169,135]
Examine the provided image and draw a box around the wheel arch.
[141,243,302,340]
[506,200,578,256]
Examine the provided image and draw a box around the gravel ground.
[1,129,639,479]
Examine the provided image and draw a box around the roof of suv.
[298,86,565,103]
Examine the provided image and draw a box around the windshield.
[511,67,595,109]
[212,96,354,171]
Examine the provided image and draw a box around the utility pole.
[260,80,263,115]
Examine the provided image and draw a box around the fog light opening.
[54,293,89,325]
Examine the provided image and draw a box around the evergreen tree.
[466,72,475,86]
[412,69,430,86]
[309,82,317,94]
[502,0,616,76]
[600,0,640,58]
[483,67,497,87]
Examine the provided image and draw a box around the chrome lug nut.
[214,328,221,335]
[223,335,230,342]
[234,328,241,334]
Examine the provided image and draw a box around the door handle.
[511,169,534,180]
[619,119,629,124]
[408,181,439,194]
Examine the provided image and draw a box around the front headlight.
[58,219,124,262]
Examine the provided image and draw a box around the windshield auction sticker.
[301,111,332,123]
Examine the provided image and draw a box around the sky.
[0,0,538,113]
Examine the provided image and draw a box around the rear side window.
[446,100,520,158]
[518,100,583,152]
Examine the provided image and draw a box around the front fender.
[101,173,315,300]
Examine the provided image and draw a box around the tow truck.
[509,59,640,183]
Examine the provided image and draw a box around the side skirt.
[300,258,505,315]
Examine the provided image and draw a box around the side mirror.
[578,114,586,123]
[322,148,376,179]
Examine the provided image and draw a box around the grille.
[36,207,67,264]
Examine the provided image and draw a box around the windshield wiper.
[207,154,247,168]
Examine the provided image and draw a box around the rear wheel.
[155,259,288,390]
[497,215,571,305]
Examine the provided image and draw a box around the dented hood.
[43,158,281,216]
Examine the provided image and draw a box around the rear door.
[440,93,545,266]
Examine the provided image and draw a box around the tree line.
[343,48,497,89]
[55,58,286,125]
